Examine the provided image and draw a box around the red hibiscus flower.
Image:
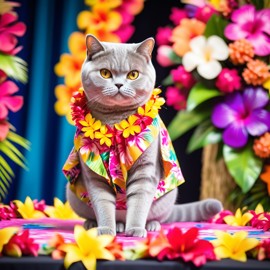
[149,227,216,267]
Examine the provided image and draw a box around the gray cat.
[63,35,222,237]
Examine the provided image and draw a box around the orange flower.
[171,18,205,57]
[260,164,270,195]
[242,59,270,86]
[253,132,270,158]
[77,4,122,41]
[229,39,254,65]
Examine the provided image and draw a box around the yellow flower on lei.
[95,125,113,147]
[13,196,46,219]
[224,208,253,226]
[115,115,141,138]
[0,227,19,253]
[212,230,259,262]
[59,225,115,270]
[85,0,122,9]
[44,198,82,220]
[80,114,102,139]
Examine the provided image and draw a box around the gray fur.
[67,35,223,237]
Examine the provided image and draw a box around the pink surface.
[0,219,270,247]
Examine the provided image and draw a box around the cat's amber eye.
[127,70,139,80]
[100,69,112,79]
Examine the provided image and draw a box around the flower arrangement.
[0,0,30,201]
[54,0,145,123]
[155,0,270,210]
[1,197,270,268]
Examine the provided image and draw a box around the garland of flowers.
[54,0,145,124]
[0,0,30,201]
[155,0,270,210]
[71,88,165,148]
[0,197,270,269]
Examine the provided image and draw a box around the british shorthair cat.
[63,34,222,237]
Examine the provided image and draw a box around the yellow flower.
[80,114,102,139]
[44,198,82,219]
[77,5,122,39]
[85,0,122,9]
[0,227,19,253]
[68,32,87,60]
[95,125,113,147]
[13,197,46,219]
[54,84,78,124]
[212,231,259,262]
[60,225,115,270]
[115,115,141,138]
[263,78,270,92]
[54,53,83,88]
[224,208,253,226]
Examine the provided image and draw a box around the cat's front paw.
[116,222,125,233]
[97,226,116,236]
[146,220,161,231]
[125,227,147,237]
[84,219,97,230]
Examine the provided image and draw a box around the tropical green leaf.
[187,120,222,153]
[0,142,27,169]
[0,53,28,83]
[204,14,228,39]
[187,82,221,111]
[2,139,26,161]
[162,74,173,86]
[223,143,263,193]
[169,50,182,64]
[167,107,211,141]
[0,155,14,177]
[7,131,30,149]
[250,0,265,9]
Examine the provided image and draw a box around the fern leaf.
[0,155,14,177]
[7,131,30,150]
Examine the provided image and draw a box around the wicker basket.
[200,144,237,211]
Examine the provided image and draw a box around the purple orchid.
[211,87,270,148]
[224,4,270,56]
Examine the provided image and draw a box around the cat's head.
[81,35,156,111]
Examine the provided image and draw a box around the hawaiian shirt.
[63,115,185,210]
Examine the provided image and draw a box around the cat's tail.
[165,199,223,222]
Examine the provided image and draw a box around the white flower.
[182,35,229,80]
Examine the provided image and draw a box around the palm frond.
[0,131,30,201]
[0,53,28,83]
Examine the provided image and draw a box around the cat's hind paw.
[84,219,97,230]
[97,226,116,236]
[146,220,161,231]
[116,222,125,233]
[125,227,147,237]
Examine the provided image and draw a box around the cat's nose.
[115,84,123,89]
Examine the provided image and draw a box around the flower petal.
[231,4,256,25]
[82,253,96,270]
[211,104,236,128]
[189,35,206,55]
[182,51,201,72]
[247,32,270,56]
[242,87,269,110]
[197,60,221,79]
[245,109,270,136]
[224,23,248,40]
[256,9,270,35]
[214,246,231,259]
[222,123,248,148]
[0,80,19,96]
[207,36,229,61]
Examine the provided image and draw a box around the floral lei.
[71,88,165,148]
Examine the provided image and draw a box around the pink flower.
[257,239,270,260]
[33,199,46,212]
[113,24,134,42]
[156,45,175,67]
[169,7,187,25]
[171,65,196,89]
[224,5,270,56]
[0,119,9,141]
[0,12,26,55]
[157,180,166,193]
[0,79,23,119]
[208,209,233,224]
[156,27,172,46]
[195,4,217,23]
[215,68,242,93]
[165,86,187,111]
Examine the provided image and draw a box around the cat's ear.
[86,34,105,60]
[135,38,155,62]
